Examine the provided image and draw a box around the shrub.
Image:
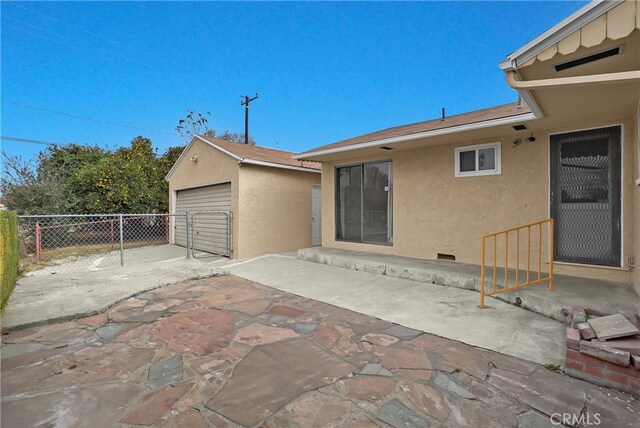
[1,211,19,311]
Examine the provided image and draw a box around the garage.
[174,182,232,256]
[166,136,320,260]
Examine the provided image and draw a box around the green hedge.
[1,211,19,311]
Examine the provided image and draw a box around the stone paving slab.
[1,275,639,427]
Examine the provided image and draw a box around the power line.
[1,136,57,146]
[1,15,163,71]
[1,100,178,136]
[7,1,187,70]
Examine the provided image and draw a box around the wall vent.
[554,46,622,72]
[512,124,528,131]
[380,146,394,151]
[437,253,456,261]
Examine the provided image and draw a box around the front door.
[312,184,322,246]
[550,126,621,266]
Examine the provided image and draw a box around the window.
[336,161,392,245]
[455,142,501,177]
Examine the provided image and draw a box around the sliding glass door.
[336,161,392,244]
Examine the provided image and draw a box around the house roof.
[295,102,533,159]
[499,0,623,71]
[165,136,320,181]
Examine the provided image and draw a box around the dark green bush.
[1,211,19,311]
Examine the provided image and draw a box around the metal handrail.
[479,218,554,308]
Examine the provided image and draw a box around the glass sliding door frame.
[335,160,392,245]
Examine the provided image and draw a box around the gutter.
[238,158,321,174]
[506,70,640,89]
[499,0,622,71]
[294,112,537,160]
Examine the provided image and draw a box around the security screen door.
[336,161,392,244]
[550,126,621,266]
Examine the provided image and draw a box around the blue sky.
[1,1,587,162]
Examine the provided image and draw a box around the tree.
[0,153,68,214]
[67,136,168,213]
[1,136,180,214]
[176,110,211,142]
[176,109,255,145]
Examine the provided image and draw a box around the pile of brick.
[565,307,639,396]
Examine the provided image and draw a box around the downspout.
[506,70,640,89]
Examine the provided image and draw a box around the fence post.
[185,212,190,259]
[119,214,124,266]
[110,219,115,250]
[35,221,42,263]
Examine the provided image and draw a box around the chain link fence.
[18,214,184,274]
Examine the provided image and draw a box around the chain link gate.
[188,211,232,259]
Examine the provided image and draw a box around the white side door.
[312,184,322,246]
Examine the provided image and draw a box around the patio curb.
[298,247,576,323]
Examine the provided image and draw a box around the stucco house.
[295,0,640,293]
[166,135,321,259]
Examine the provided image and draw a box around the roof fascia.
[239,158,321,173]
[294,111,537,160]
[499,0,622,71]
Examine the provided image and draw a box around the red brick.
[585,365,605,378]
[576,323,596,340]
[566,328,580,350]
[606,361,640,377]
[602,371,628,385]
[565,360,584,372]
[572,307,586,326]
[567,349,606,367]
[580,340,630,367]
[632,355,640,370]
[629,377,640,392]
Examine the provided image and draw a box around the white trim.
[171,179,233,193]
[295,112,536,160]
[547,123,624,268]
[454,142,502,178]
[499,0,622,71]
[238,158,321,174]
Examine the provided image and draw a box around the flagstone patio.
[1,275,638,427]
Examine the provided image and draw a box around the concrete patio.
[225,255,566,366]
[1,256,225,331]
[2,275,638,427]
[298,247,639,323]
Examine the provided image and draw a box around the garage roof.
[165,135,320,180]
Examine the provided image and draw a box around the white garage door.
[174,183,232,256]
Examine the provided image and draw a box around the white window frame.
[454,142,502,177]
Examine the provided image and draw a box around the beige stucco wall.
[322,116,637,284]
[167,138,241,257]
[632,105,640,295]
[237,165,320,259]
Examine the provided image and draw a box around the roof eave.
[499,0,622,71]
[294,111,537,161]
[239,158,321,173]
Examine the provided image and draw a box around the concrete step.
[298,247,637,324]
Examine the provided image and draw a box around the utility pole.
[240,93,258,144]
